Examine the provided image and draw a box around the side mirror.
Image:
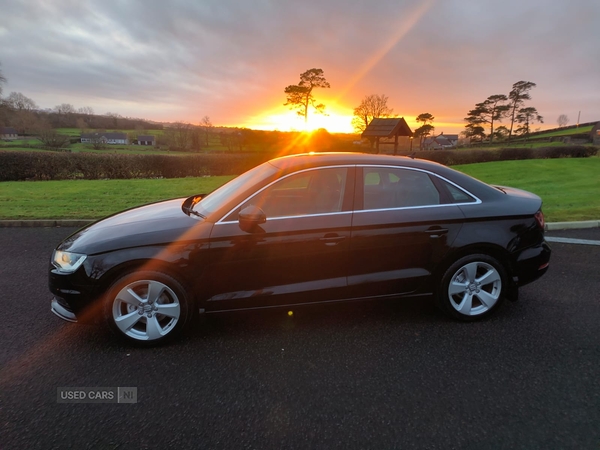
[239,205,266,233]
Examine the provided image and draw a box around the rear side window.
[442,181,477,203]
[361,167,441,210]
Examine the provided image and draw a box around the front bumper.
[51,297,78,322]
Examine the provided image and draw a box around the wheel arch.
[434,243,515,288]
[96,258,198,307]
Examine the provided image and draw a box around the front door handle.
[320,234,346,246]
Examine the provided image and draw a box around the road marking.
[546,237,600,246]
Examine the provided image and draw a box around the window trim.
[216,164,482,224]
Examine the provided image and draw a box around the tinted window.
[231,167,347,219]
[362,167,440,210]
[443,181,477,203]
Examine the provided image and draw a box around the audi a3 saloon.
[49,153,551,345]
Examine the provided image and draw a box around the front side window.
[362,167,441,210]
[232,167,348,219]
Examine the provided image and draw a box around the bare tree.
[200,116,213,146]
[284,68,330,125]
[165,122,193,151]
[36,122,70,149]
[4,92,39,134]
[78,106,94,116]
[351,94,394,133]
[0,62,6,97]
[5,92,38,111]
[557,114,569,127]
[54,103,76,115]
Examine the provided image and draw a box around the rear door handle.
[426,227,448,238]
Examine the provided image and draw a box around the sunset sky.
[1,0,599,135]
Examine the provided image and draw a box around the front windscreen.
[193,162,279,217]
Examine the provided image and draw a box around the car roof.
[269,152,436,170]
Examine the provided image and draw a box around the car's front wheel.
[438,254,507,321]
[104,271,192,345]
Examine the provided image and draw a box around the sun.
[244,104,355,134]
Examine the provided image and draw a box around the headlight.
[52,250,87,273]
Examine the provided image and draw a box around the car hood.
[57,198,213,255]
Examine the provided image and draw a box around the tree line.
[463,81,545,142]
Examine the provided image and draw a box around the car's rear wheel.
[105,271,192,346]
[438,254,506,321]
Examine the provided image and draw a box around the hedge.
[397,145,598,166]
[0,146,597,181]
[0,152,271,181]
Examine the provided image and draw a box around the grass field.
[0,158,598,222]
[454,157,600,222]
[0,177,234,219]
[520,125,593,140]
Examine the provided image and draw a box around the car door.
[204,166,355,311]
[348,165,464,298]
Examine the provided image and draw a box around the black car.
[49,153,551,345]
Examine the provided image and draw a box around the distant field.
[516,125,593,140]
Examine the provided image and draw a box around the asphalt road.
[1,227,599,449]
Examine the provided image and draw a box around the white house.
[81,132,128,145]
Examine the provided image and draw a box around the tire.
[437,254,507,321]
[104,271,193,346]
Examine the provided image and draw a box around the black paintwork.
[49,153,551,320]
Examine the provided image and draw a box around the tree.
[5,92,37,111]
[515,107,543,137]
[462,123,486,142]
[78,106,94,116]
[165,122,193,151]
[414,113,435,149]
[3,92,39,134]
[200,115,213,146]
[0,64,7,128]
[36,122,70,148]
[507,81,537,140]
[351,94,394,134]
[284,68,330,126]
[54,103,76,115]
[464,95,509,143]
[557,114,569,127]
[493,126,509,141]
[0,62,6,97]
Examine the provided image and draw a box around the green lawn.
[0,177,234,219]
[0,158,598,222]
[455,158,600,222]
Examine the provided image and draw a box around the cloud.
[1,0,599,132]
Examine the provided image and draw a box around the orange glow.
[242,102,355,134]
